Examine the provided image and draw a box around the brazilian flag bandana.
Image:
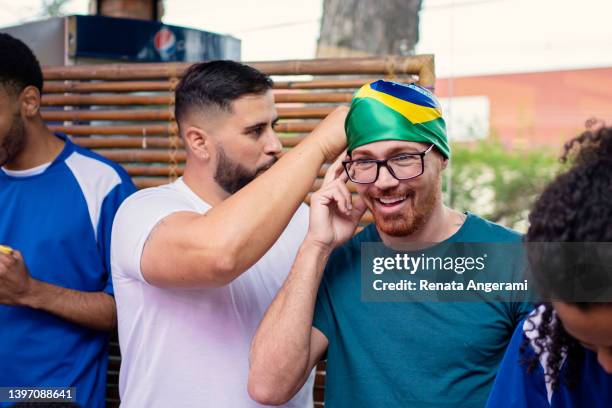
[345,80,450,159]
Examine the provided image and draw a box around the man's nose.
[374,165,399,190]
[263,129,282,155]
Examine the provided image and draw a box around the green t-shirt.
[313,212,533,408]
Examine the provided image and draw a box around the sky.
[1,0,612,77]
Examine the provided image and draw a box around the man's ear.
[20,86,41,118]
[441,157,449,170]
[183,126,212,160]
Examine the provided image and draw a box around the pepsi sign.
[71,15,240,62]
[154,28,177,61]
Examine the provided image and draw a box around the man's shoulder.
[463,212,522,242]
[117,181,194,217]
[111,182,204,263]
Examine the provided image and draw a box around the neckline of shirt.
[1,161,52,177]
[174,177,212,209]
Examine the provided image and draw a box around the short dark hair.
[174,60,273,126]
[0,33,44,95]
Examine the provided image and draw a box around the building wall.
[435,67,612,151]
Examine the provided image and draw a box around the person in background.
[486,124,612,407]
[0,33,136,407]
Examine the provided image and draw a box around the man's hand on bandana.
[307,153,367,251]
[313,105,349,162]
[0,248,33,306]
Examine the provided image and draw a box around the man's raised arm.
[140,106,348,288]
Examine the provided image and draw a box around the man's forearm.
[248,239,331,404]
[201,128,334,274]
[19,279,116,331]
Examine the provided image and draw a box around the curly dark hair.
[521,124,612,390]
[0,33,43,95]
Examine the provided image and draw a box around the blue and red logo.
[154,28,176,60]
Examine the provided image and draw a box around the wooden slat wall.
[41,55,435,408]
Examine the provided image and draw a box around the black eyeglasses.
[342,144,434,184]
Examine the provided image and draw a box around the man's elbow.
[101,315,117,332]
[247,376,293,406]
[180,251,239,288]
[207,254,239,287]
[145,255,238,288]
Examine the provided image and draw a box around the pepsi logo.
[154,28,176,58]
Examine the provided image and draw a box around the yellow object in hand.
[0,244,13,255]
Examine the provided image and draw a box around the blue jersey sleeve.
[486,319,550,408]
[96,174,136,296]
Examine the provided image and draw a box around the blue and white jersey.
[486,305,612,408]
[0,133,136,408]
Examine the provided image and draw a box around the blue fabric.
[0,134,135,408]
[370,80,440,109]
[313,213,533,407]
[487,318,612,408]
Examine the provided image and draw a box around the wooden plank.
[41,106,336,122]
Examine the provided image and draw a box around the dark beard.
[213,146,276,194]
[0,114,27,167]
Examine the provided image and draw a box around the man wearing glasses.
[248,80,532,407]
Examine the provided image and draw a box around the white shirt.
[111,177,314,407]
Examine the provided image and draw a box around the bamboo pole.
[42,94,174,106]
[73,137,180,149]
[42,106,335,122]
[43,81,173,94]
[42,56,435,88]
[49,124,174,135]
[41,92,351,106]
[43,77,414,94]
[42,109,172,122]
[50,122,317,135]
[72,136,304,149]
[274,77,415,90]
[273,92,352,103]
[97,149,187,163]
[253,56,433,78]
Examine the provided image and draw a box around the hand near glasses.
[306,153,368,251]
